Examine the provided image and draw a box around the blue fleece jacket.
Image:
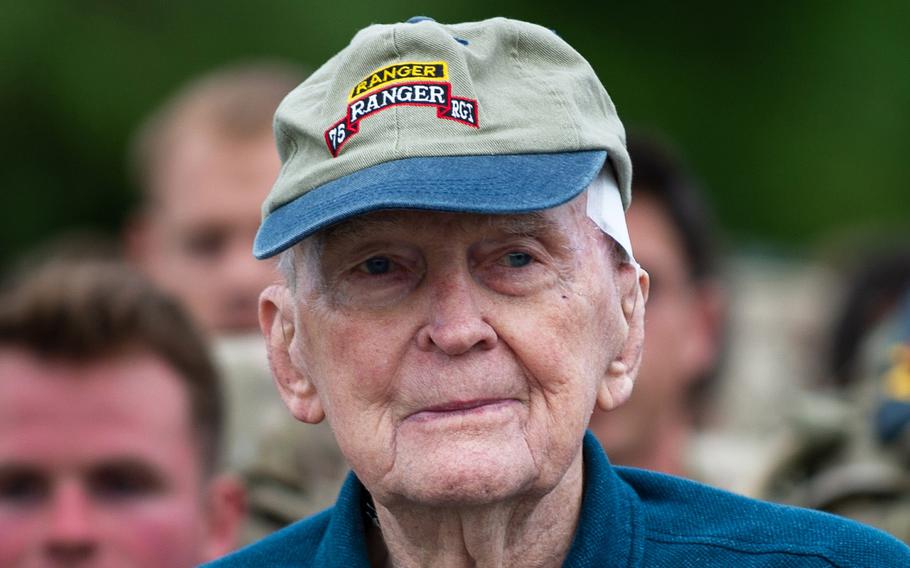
[205,432,910,566]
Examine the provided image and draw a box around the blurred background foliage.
[2,1,908,267]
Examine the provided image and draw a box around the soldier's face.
[133,130,279,335]
[0,349,222,568]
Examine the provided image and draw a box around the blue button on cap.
[406,16,435,23]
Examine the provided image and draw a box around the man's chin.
[383,426,540,507]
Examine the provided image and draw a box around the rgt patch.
[325,61,479,157]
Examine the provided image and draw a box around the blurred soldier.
[0,258,245,566]
[759,246,910,543]
[126,62,302,335]
[124,62,347,540]
[588,134,725,480]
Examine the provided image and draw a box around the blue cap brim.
[254,149,607,259]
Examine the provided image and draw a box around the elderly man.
[0,259,245,566]
[208,16,910,567]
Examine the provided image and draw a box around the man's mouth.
[406,399,517,423]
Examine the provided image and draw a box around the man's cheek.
[0,515,32,565]
[103,505,207,566]
[496,312,565,370]
[324,325,398,392]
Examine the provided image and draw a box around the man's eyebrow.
[0,458,166,479]
[321,213,411,244]
[322,211,556,244]
[485,212,552,236]
[87,457,170,487]
[0,463,43,478]
[88,456,165,473]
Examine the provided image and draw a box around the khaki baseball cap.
[254,16,630,259]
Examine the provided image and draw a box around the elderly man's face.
[263,194,645,506]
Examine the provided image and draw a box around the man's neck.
[610,406,694,477]
[368,451,585,568]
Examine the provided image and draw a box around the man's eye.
[503,252,533,268]
[89,465,165,501]
[0,470,48,505]
[359,257,392,275]
[183,229,227,260]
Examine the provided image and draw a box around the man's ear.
[682,280,726,381]
[596,265,650,412]
[201,473,247,561]
[259,284,325,424]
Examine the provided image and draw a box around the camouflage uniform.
[241,420,347,542]
[212,334,348,544]
[758,291,910,543]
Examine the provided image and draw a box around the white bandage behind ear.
[586,168,636,266]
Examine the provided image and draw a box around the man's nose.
[44,481,97,561]
[416,270,498,355]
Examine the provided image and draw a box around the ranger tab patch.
[325,61,479,157]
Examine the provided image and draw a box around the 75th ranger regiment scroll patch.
[325,61,479,157]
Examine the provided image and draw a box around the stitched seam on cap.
[512,23,577,150]
[544,39,580,149]
[271,123,299,212]
[275,122,298,164]
[391,26,402,156]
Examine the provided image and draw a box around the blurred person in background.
[587,133,726,482]
[126,62,302,335]
[0,257,245,566]
[124,61,347,541]
[759,245,910,542]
